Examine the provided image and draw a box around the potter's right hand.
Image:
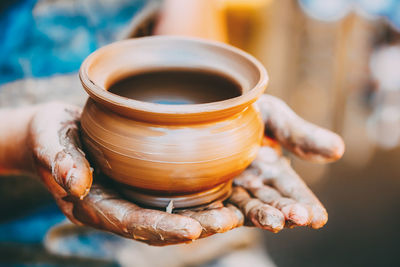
[28,102,240,246]
[28,103,200,245]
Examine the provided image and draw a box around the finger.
[41,165,202,246]
[256,94,344,163]
[228,187,284,233]
[234,170,310,226]
[179,205,243,238]
[226,204,245,228]
[30,102,92,198]
[252,147,328,228]
[251,187,310,227]
[70,184,202,246]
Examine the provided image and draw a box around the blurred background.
[1,0,400,266]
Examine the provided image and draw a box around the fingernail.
[254,207,284,232]
[311,205,328,229]
[281,204,310,226]
[66,167,91,198]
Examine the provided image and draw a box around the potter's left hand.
[226,94,345,232]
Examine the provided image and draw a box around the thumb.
[30,102,93,198]
[257,95,344,163]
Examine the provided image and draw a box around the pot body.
[79,36,268,207]
[81,98,263,203]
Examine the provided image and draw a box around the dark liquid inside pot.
[108,69,242,105]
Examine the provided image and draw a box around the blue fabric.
[0,0,146,85]
[0,202,125,264]
[0,203,65,243]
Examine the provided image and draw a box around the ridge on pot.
[79,36,268,208]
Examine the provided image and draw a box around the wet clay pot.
[79,36,268,208]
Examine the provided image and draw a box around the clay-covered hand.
[227,94,345,232]
[29,102,243,246]
[29,95,344,246]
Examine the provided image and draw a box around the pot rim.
[79,36,268,122]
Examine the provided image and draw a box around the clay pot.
[79,36,268,208]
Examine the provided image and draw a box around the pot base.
[119,181,233,209]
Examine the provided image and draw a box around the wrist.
[0,106,38,175]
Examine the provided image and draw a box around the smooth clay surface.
[79,36,268,208]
